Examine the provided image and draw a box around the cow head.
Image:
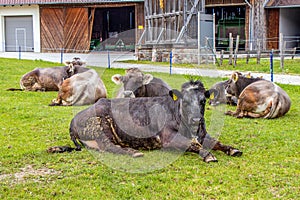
[225,72,262,98]
[112,68,153,98]
[64,57,86,78]
[176,80,215,138]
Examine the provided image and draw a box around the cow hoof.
[229,149,243,157]
[204,155,218,163]
[132,152,144,158]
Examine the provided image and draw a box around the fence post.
[257,39,261,64]
[18,46,21,60]
[234,35,240,67]
[107,50,111,69]
[270,49,274,82]
[279,33,285,70]
[169,51,172,75]
[246,50,250,64]
[220,50,224,65]
[60,48,64,64]
[228,33,233,65]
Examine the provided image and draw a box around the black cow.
[48,80,242,162]
[111,68,171,98]
[208,80,237,106]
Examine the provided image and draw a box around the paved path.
[1,52,300,85]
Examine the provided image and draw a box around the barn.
[136,0,300,63]
[0,0,144,53]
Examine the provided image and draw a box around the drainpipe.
[244,0,253,50]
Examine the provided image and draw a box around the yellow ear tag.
[172,93,178,101]
[233,74,239,82]
[210,93,214,100]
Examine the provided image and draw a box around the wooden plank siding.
[64,8,90,52]
[40,7,91,52]
[266,8,279,49]
[40,8,64,52]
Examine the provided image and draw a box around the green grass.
[0,58,299,199]
[121,57,300,75]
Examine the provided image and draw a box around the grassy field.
[0,58,299,199]
[121,57,300,75]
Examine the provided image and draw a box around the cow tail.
[6,88,23,91]
[265,95,280,119]
[47,145,76,153]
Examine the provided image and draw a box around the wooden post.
[291,47,297,59]
[246,50,250,64]
[220,50,224,65]
[205,37,209,64]
[234,35,240,67]
[280,33,285,70]
[228,33,233,65]
[257,39,261,64]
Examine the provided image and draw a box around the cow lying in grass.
[49,68,107,106]
[225,72,291,118]
[208,80,237,106]
[48,80,242,162]
[111,68,171,98]
[8,57,88,91]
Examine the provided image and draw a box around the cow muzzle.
[123,90,135,98]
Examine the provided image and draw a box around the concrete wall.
[0,5,40,52]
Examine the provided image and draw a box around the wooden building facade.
[0,0,144,53]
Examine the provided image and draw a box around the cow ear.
[205,89,218,99]
[142,74,153,85]
[111,74,123,84]
[231,72,239,82]
[245,72,251,78]
[169,89,182,101]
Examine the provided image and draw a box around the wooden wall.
[40,6,90,53]
[40,3,144,53]
[266,8,279,49]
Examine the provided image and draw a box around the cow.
[208,80,237,106]
[48,80,242,163]
[49,69,107,106]
[208,72,256,106]
[225,72,291,118]
[111,68,171,98]
[9,57,88,91]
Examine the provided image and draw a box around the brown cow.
[49,69,107,106]
[225,72,291,118]
[48,80,242,163]
[13,57,88,91]
[111,68,171,98]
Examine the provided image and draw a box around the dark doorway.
[91,6,135,51]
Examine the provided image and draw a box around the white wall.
[280,8,300,48]
[0,5,40,52]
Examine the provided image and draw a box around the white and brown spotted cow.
[225,72,291,118]
[48,80,242,162]
[49,69,107,106]
[111,68,171,98]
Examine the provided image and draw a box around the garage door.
[5,16,34,52]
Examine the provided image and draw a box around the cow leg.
[188,138,218,163]
[94,138,144,158]
[212,141,242,157]
[225,107,245,118]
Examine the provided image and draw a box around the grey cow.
[15,57,88,91]
[225,72,291,118]
[48,80,242,162]
[111,68,171,98]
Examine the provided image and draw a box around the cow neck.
[236,77,261,96]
